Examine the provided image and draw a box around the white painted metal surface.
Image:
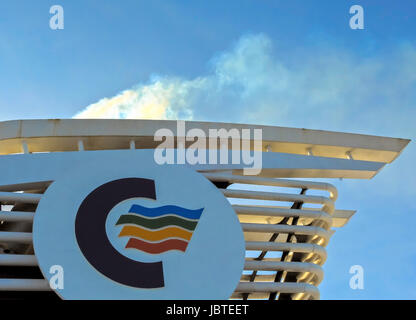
[0,119,409,300]
[0,173,338,300]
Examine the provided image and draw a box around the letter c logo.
[74,178,165,288]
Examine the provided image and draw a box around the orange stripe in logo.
[118,225,193,242]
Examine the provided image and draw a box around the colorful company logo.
[116,205,204,254]
[75,177,166,289]
[33,153,245,299]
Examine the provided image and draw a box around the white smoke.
[73,34,289,122]
[74,33,415,137]
[74,34,416,196]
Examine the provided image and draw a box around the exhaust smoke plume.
[74,33,416,137]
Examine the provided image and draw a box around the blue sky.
[1,0,415,299]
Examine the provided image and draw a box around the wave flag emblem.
[116,204,204,255]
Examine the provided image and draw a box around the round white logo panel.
[33,151,245,299]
